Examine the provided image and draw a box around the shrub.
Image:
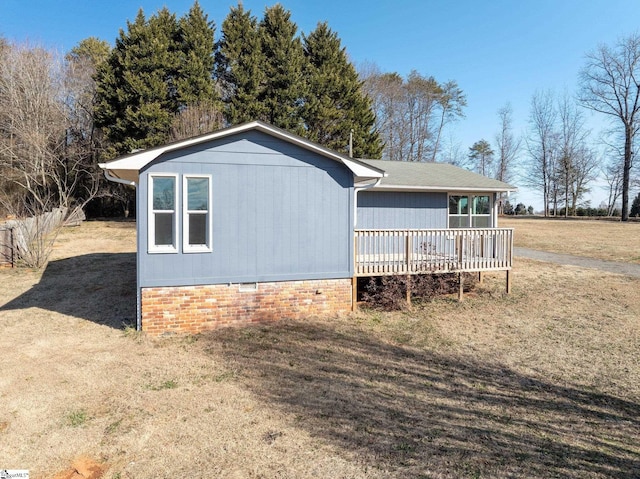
[362,273,477,310]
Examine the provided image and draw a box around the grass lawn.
[0,220,638,478]
[501,216,640,263]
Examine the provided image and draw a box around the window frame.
[448,193,493,229]
[471,194,492,228]
[148,173,179,254]
[448,195,470,228]
[182,174,213,253]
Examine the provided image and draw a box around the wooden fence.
[0,226,15,267]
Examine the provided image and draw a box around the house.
[100,121,516,335]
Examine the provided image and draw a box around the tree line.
[0,2,388,229]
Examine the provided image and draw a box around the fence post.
[10,227,14,268]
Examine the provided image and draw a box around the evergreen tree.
[468,139,495,177]
[630,192,640,217]
[216,3,266,124]
[95,8,179,156]
[176,1,217,107]
[67,37,111,67]
[258,4,306,132]
[302,22,382,158]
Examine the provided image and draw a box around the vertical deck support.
[506,270,512,295]
[458,272,464,301]
[351,276,358,311]
[406,274,412,306]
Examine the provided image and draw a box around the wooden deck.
[354,228,513,276]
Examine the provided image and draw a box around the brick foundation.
[140,278,353,336]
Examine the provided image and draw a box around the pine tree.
[216,3,265,124]
[95,8,179,156]
[176,1,217,107]
[468,139,495,177]
[302,22,382,158]
[630,192,640,217]
[258,5,306,132]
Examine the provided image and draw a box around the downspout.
[102,169,139,330]
[354,177,382,228]
[351,177,381,311]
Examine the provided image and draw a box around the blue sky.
[2,0,639,209]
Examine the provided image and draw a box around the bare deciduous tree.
[494,103,520,184]
[579,34,640,221]
[170,102,224,141]
[360,64,466,162]
[524,90,558,217]
[494,103,520,214]
[603,159,624,216]
[0,41,104,266]
[556,93,597,216]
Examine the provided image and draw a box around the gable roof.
[99,120,516,194]
[99,121,386,184]
[358,159,516,193]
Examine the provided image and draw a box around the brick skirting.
[140,278,353,336]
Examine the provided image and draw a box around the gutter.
[102,169,136,187]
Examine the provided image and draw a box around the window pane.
[472,216,491,228]
[154,212,174,246]
[153,177,175,210]
[449,196,468,215]
[473,196,490,215]
[450,216,469,228]
[187,177,209,211]
[188,214,207,245]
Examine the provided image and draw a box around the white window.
[183,175,212,252]
[449,194,492,228]
[449,195,469,228]
[471,195,491,227]
[149,174,178,253]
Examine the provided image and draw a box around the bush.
[362,273,477,311]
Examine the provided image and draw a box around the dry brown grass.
[501,216,640,263]
[0,220,638,478]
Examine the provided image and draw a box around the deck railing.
[354,228,513,276]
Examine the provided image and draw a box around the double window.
[449,194,492,228]
[149,174,212,253]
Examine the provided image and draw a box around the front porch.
[353,228,514,304]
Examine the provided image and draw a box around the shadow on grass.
[0,253,136,329]
[206,321,640,478]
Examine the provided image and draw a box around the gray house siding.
[138,130,354,288]
[356,191,448,229]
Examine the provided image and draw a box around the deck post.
[478,271,484,284]
[458,272,464,301]
[506,270,512,295]
[406,274,412,306]
[351,276,358,311]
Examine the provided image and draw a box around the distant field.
[0,220,638,478]
[501,216,640,263]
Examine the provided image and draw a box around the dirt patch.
[52,457,105,479]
